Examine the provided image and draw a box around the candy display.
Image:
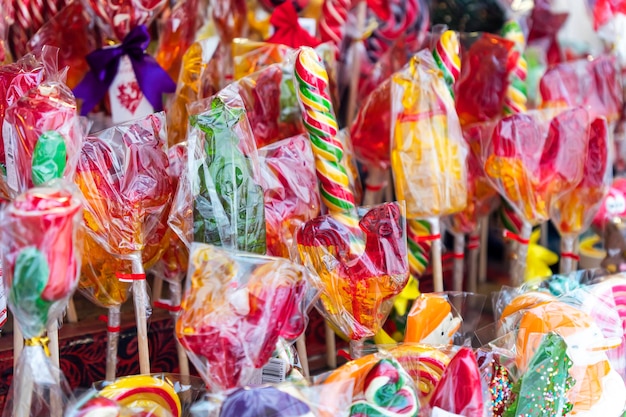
[4,1,626,415]
[176,243,315,390]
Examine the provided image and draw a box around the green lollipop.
[504,333,575,417]
[31,131,67,186]
[190,97,266,254]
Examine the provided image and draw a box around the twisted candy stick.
[319,0,351,46]
[406,31,461,280]
[12,0,32,58]
[29,0,45,33]
[501,20,528,115]
[432,30,461,99]
[294,47,361,236]
[499,21,528,235]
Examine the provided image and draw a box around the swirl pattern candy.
[349,358,419,417]
[432,30,461,97]
[294,47,360,231]
[501,20,528,115]
[390,344,450,404]
[98,375,182,417]
[319,0,351,46]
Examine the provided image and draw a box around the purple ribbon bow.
[73,25,176,116]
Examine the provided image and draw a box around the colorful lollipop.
[1,184,81,417]
[391,37,468,292]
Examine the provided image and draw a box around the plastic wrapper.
[503,332,575,417]
[551,117,612,270]
[500,297,626,416]
[296,202,410,341]
[169,92,266,253]
[405,292,486,347]
[258,134,321,259]
[386,344,455,407]
[319,352,420,417]
[3,78,86,196]
[421,347,486,417]
[390,50,468,219]
[232,39,294,80]
[190,380,353,417]
[476,348,516,417]
[404,293,463,346]
[27,2,98,89]
[479,107,591,226]
[212,0,248,44]
[66,373,205,417]
[0,46,64,191]
[155,0,210,83]
[85,0,167,42]
[0,183,82,417]
[455,33,517,126]
[351,77,392,170]
[176,243,318,390]
[166,36,222,147]
[539,55,623,125]
[74,111,172,261]
[226,63,306,148]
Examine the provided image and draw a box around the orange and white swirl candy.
[99,375,182,417]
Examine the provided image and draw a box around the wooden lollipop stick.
[47,322,60,367]
[66,297,78,323]
[131,253,150,375]
[13,318,23,368]
[152,276,164,304]
[325,321,337,369]
[296,335,310,377]
[452,233,464,291]
[105,306,121,381]
[170,281,190,380]
[430,219,444,292]
[478,216,489,284]
[362,167,388,206]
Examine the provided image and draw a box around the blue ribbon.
[73,25,176,116]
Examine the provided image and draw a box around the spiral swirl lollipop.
[319,0,351,46]
[501,20,528,115]
[293,47,361,240]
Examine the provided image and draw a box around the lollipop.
[477,350,514,417]
[297,202,409,341]
[390,38,468,292]
[176,94,266,253]
[259,134,321,258]
[99,375,182,417]
[388,344,451,405]
[481,108,590,283]
[318,0,350,46]
[323,354,420,417]
[85,0,166,42]
[3,80,84,195]
[217,386,314,417]
[428,347,484,417]
[501,20,528,115]
[551,117,611,273]
[404,294,462,345]
[75,112,173,379]
[176,244,314,390]
[503,333,575,417]
[1,184,82,417]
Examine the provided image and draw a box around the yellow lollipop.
[99,375,182,417]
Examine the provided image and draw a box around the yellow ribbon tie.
[25,337,51,357]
